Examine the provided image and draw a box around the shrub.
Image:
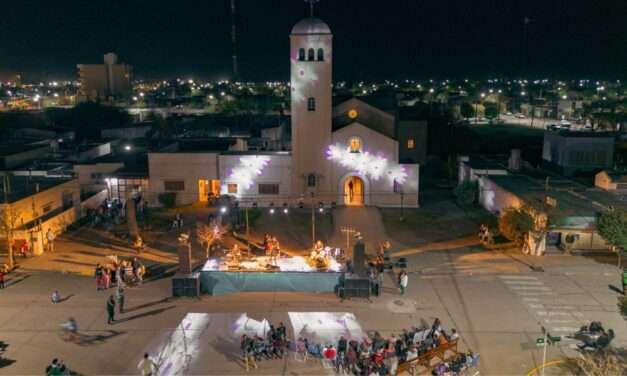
[498,207,534,244]
[158,192,177,208]
[453,181,478,206]
[618,296,627,316]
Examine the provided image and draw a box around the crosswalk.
[499,275,585,338]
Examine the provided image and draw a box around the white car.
[515,113,526,119]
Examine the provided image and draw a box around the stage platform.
[199,257,343,296]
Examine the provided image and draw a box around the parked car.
[515,113,526,119]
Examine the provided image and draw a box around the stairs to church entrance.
[330,207,405,256]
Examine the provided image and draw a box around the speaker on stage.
[172,273,200,297]
[353,241,366,277]
[339,274,371,299]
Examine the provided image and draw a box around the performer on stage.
[269,236,280,266]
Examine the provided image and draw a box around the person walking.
[51,290,60,304]
[106,295,116,324]
[399,271,408,296]
[137,353,158,376]
[116,287,125,314]
[95,264,103,290]
[46,229,55,253]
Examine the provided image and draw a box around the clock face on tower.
[348,109,358,119]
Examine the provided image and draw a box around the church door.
[344,176,364,206]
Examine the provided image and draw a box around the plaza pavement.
[0,241,625,375]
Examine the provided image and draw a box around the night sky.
[1,0,626,81]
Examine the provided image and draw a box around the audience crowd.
[240,318,479,375]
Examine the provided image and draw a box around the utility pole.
[400,190,405,221]
[245,206,249,236]
[3,175,14,270]
[230,0,238,80]
[311,191,315,246]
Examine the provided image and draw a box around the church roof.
[291,17,331,35]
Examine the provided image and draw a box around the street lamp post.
[400,190,405,221]
[310,192,315,247]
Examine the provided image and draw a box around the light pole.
[310,192,315,247]
[399,189,405,221]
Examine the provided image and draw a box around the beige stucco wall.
[2,179,80,229]
[148,153,219,206]
[594,171,616,190]
[219,154,292,204]
[74,163,124,187]
[330,123,419,207]
[478,176,524,214]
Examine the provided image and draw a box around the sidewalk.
[15,230,179,277]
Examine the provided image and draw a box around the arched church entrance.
[344,176,365,206]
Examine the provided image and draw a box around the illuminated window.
[298,48,305,61]
[227,183,238,194]
[317,48,324,61]
[164,180,185,191]
[407,139,415,149]
[307,174,316,187]
[307,97,316,111]
[348,137,362,153]
[258,183,279,195]
[307,48,315,61]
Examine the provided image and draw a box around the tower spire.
[305,0,319,17]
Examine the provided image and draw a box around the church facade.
[147,17,419,208]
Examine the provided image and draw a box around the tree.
[0,205,18,270]
[196,222,222,258]
[484,102,498,120]
[499,207,534,245]
[597,209,627,267]
[453,181,478,206]
[460,102,475,119]
[560,349,627,376]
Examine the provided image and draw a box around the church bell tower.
[290,14,333,200]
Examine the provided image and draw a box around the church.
[147,16,421,208]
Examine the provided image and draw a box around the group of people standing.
[240,322,288,371]
[94,257,145,291]
[94,257,144,325]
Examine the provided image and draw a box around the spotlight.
[283,203,289,214]
[283,208,289,214]
[269,208,275,214]
[220,206,228,214]
[318,201,324,213]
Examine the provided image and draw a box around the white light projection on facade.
[290,36,330,103]
[326,143,408,184]
[226,156,271,195]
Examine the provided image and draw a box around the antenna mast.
[306,0,320,17]
[230,0,238,79]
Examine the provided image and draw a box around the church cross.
[305,0,319,17]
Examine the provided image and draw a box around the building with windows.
[146,16,419,208]
[542,131,615,176]
[77,53,132,102]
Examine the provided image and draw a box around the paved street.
[0,241,624,375]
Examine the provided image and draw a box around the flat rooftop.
[0,176,74,203]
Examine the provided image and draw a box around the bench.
[434,339,459,362]
[394,348,439,375]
